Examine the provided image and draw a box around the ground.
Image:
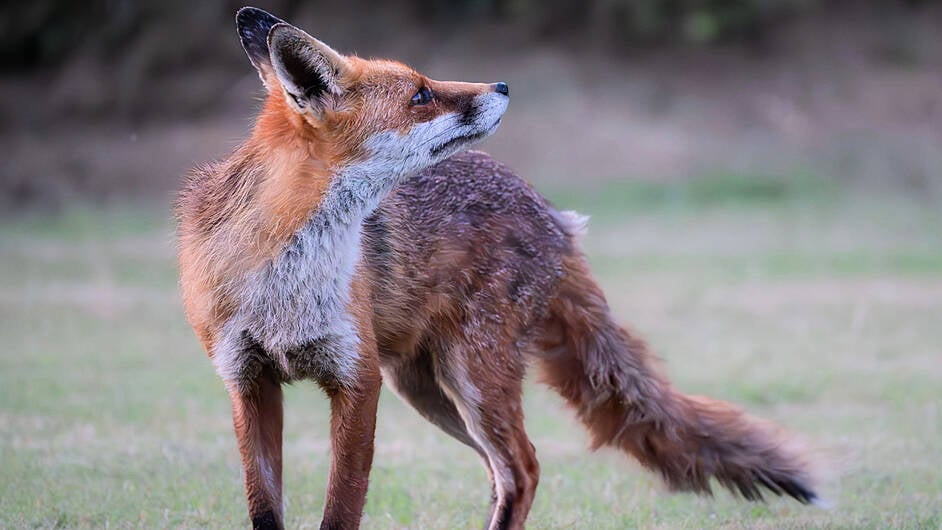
[1,174,940,529]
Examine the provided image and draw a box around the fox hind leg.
[381,347,486,453]
[381,347,505,521]
[431,334,540,530]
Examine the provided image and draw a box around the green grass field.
[2,176,940,529]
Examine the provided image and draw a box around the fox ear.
[268,23,350,113]
[236,7,285,90]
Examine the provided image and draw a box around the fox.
[176,6,822,530]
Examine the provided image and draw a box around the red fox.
[176,7,821,529]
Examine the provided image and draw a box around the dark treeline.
[3,0,930,71]
[0,0,932,123]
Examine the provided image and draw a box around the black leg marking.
[252,510,281,530]
[491,493,515,530]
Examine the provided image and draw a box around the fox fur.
[176,7,821,530]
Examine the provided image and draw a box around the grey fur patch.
[216,161,398,388]
[283,329,360,390]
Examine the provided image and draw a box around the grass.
[1,175,941,529]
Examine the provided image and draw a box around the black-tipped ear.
[268,23,350,113]
[236,7,285,88]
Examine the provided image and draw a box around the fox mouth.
[430,130,489,157]
[430,118,502,157]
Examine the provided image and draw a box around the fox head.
[237,7,509,179]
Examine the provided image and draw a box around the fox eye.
[411,87,433,106]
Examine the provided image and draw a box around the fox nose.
[493,82,509,96]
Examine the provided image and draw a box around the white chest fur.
[212,163,398,388]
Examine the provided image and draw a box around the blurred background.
[1,1,941,528]
[2,0,942,207]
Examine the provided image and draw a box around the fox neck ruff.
[212,157,399,390]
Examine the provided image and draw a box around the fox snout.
[427,91,508,158]
[468,85,510,132]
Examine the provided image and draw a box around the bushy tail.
[534,253,820,504]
